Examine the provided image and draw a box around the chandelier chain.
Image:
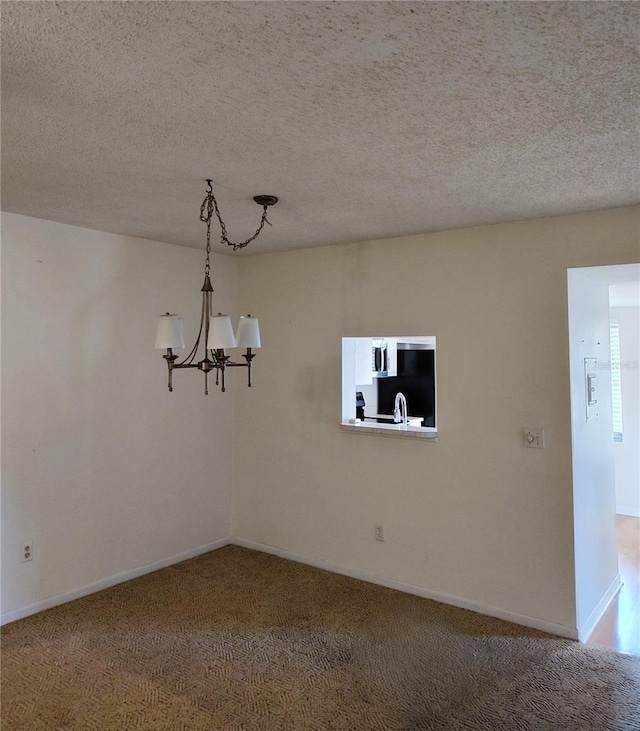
[200,193,214,277]
[200,182,271,253]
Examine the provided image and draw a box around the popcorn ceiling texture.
[1,1,638,254]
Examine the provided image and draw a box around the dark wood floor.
[587,514,640,655]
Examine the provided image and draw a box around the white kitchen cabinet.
[354,337,373,385]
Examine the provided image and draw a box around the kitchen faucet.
[393,392,408,425]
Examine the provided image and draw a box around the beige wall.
[3,206,638,633]
[1,213,236,619]
[234,206,639,635]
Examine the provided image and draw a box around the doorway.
[568,263,640,654]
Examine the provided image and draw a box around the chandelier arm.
[175,323,202,366]
[175,289,208,367]
[175,341,200,368]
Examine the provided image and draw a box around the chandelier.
[155,180,277,394]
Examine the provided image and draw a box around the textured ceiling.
[2,1,638,255]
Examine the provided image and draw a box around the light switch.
[524,428,545,449]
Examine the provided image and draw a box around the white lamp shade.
[155,314,185,349]
[236,315,261,349]
[207,315,237,349]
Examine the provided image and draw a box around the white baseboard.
[231,537,579,640]
[2,535,582,641]
[616,506,640,518]
[0,537,231,626]
[578,573,623,643]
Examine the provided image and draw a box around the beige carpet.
[1,546,639,730]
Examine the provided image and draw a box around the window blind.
[610,321,623,442]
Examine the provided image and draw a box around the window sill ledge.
[340,421,438,441]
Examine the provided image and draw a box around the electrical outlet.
[523,428,545,449]
[375,524,385,542]
[21,542,33,563]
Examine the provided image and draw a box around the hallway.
[587,515,640,655]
